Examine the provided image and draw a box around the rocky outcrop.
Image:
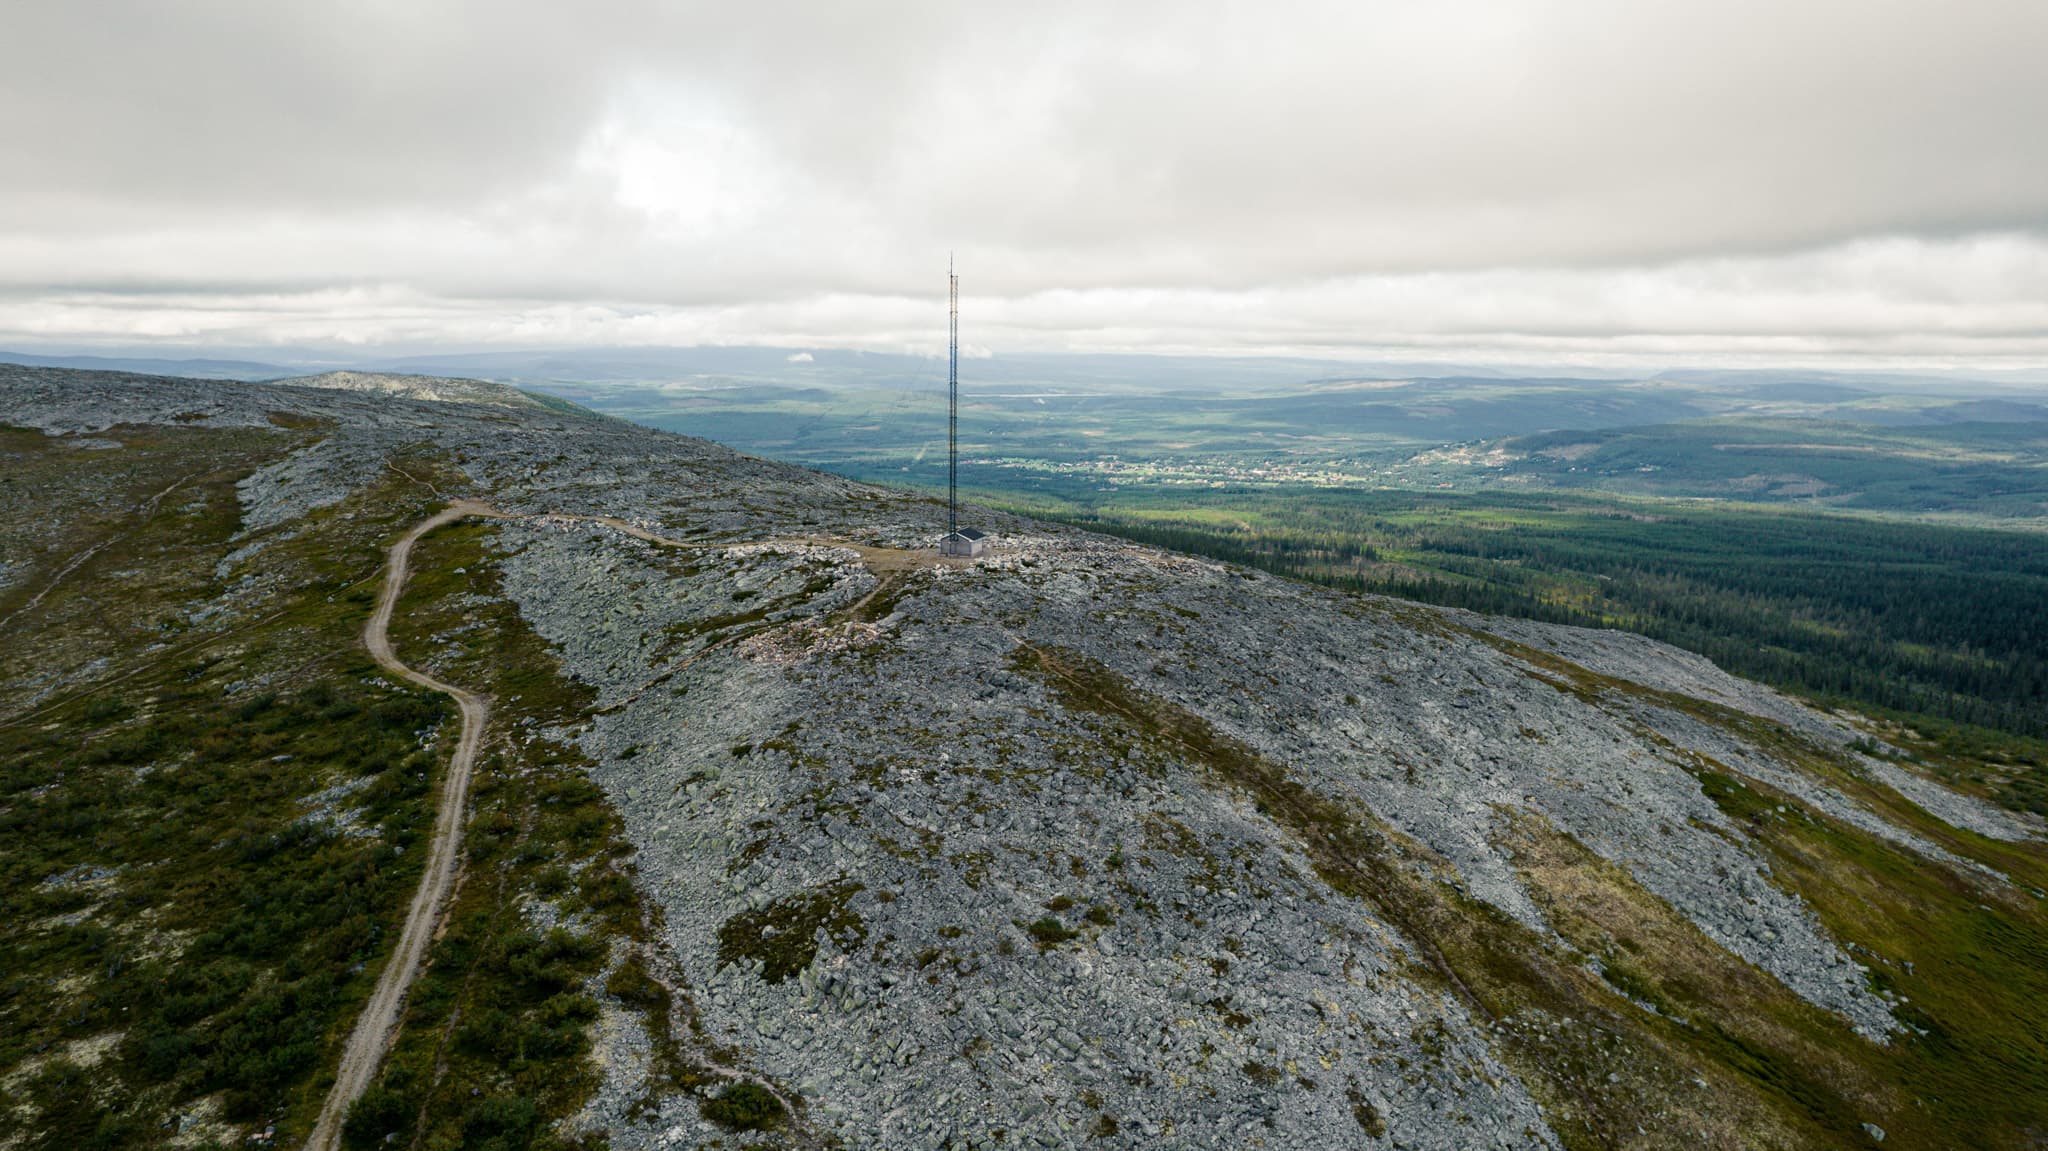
[265,370,550,409]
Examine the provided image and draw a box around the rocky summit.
[4,365,2045,1151]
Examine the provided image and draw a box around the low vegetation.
[0,429,458,1146]
[698,1081,784,1132]
[0,432,726,1149]
[716,880,867,984]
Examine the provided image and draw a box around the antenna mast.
[948,255,959,535]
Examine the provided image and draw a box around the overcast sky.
[4,0,2047,368]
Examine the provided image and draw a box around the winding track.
[305,500,502,1151]
[305,499,951,1148]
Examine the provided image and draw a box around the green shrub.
[342,1081,415,1150]
[81,696,132,724]
[700,1081,784,1131]
[1026,917,1079,948]
[716,881,866,984]
[459,1094,538,1151]
[533,865,572,896]
[604,955,666,1009]
[577,868,635,910]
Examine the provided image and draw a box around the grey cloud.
[7,234,2045,368]
[1,0,2045,358]
[1,0,637,213]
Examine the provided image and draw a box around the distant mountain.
[372,347,1588,392]
[0,348,297,380]
[269,370,562,410]
[9,344,2042,397]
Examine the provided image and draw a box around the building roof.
[944,528,988,541]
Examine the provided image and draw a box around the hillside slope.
[3,366,2044,1151]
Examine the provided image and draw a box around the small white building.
[940,527,988,557]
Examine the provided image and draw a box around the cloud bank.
[3,0,2046,367]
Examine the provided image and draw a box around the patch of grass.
[1205,997,1251,1029]
[1498,808,1881,1146]
[716,881,867,984]
[1687,761,2048,1149]
[1479,634,2048,1148]
[1480,626,2048,894]
[700,1081,784,1131]
[1345,1082,1387,1137]
[1024,917,1080,950]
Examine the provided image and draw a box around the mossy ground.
[1688,769,2048,1150]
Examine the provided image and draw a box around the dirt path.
[304,500,951,1148]
[305,499,503,1151]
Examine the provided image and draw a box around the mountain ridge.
[3,366,2044,1150]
